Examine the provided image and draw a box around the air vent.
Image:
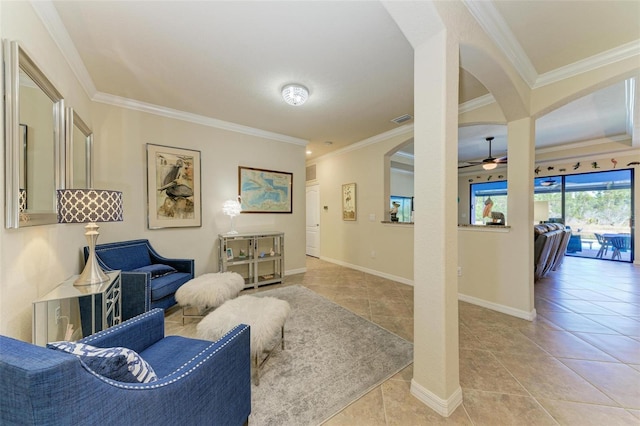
[391,114,413,125]
[306,164,316,181]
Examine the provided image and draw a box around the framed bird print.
[146,144,201,228]
[342,182,356,221]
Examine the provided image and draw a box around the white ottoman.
[197,295,291,385]
[175,272,244,323]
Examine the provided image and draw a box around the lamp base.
[74,223,109,286]
[226,215,239,235]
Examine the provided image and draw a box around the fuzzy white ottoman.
[175,272,244,323]
[197,295,291,385]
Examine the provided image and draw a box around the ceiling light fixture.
[282,84,309,106]
[482,162,497,170]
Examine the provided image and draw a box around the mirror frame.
[66,108,93,189]
[4,40,65,228]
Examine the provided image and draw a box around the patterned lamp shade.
[18,189,26,212]
[57,189,123,224]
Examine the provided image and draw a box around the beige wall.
[308,130,414,284]
[89,102,307,276]
[0,2,306,342]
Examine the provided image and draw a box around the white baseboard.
[410,380,462,417]
[458,293,537,321]
[285,267,306,276]
[319,256,414,286]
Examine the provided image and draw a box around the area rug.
[250,285,413,426]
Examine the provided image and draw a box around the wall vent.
[306,164,316,181]
[391,114,413,125]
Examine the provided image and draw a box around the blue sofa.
[0,309,251,425]
[84,239,194,321]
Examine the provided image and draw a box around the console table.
[219,232,284,289]
[32,271,121,346]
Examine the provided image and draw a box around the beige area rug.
[249,285,413,426]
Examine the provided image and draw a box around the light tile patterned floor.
[166,256,640,425]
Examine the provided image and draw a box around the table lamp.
[57,189,123,286]
[18,188,28,222]
[222,196,242,234]
[534,201,549,224]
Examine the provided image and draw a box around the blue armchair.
[0,309,251,425]
[84,239,194,321]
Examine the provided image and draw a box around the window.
[534,169,633,262]
[390,196,413,223]
[469,180,508,225]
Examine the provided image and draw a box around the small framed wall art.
[146,143,201,228]
[342,182,356,221]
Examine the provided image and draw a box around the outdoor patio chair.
[594,233,610,258]
[610,236,629,261]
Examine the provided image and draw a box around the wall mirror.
[66,108,93,189]
[4,40,65,228]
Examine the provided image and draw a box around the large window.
[534,169,633,262]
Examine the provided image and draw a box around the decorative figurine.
[390,201,400,222]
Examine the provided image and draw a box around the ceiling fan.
[458,137,507,170]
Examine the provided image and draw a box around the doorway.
[306,184,320,257]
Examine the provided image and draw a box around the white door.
[306,184,320,257]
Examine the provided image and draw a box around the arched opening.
[384,137,414,222]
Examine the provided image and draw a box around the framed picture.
[226,248,234,260]
[342,183,356,221]
[146,144,201,229]
[238,166,292,213]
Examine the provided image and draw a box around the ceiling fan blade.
[458,162,481,169]
[495,156,507,163]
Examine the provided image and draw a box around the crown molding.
[534,40,640,89]
[30,0,97,99]
[535,134,630,154]
[462,0,538,87]
[393,151,415,161]
[463,0,640,94]
[314,125,414,162]
[93,92,308,146]
[458,94,496,114]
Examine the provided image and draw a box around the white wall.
[0,2,306,342]
[309,130,414,283]
[390,169,414,197]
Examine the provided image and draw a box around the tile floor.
[165,256,640,425]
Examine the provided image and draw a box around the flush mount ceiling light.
[282,84,309,106]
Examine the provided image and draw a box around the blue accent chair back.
[0,309,251,425]
[84,239,194,321]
